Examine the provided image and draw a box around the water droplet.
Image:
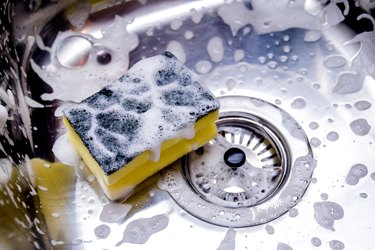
[225,78,237,91]
[345,164,368,186]
[268,61,278,69]
[195,60,212,74]
[291,98,306,109]
[170,18,183,31]
[258,56,267,64]
[277,242,293,250]
[184,30,194,40]
[310,137,321,147]
[321,193,329,200]
[326,131,339,141]
[280,55,288,62]
[313,201,344,231]
[311,237,322,247]
[304,30,322,42]
[354,100,371,111]
[289,208,299,217]
[94,224,111,239]
[371,172,375,181]
[359,192,368,198]
[207,36,224,63]
[265,224,275,235]
[329,240,345,250]
[350,118,371,136]
[323,55,346,68]
[283,45,291,53]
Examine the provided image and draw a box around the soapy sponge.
[63,52,220,200]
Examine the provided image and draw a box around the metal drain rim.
[158,95,316,228]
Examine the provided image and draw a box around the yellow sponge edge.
[63,110,219,200]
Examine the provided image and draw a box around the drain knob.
[223,147,246,169]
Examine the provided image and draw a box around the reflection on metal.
[56,36,92,68]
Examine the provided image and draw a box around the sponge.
[63,52,220,200]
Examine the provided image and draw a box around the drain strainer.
[183,114,289,208]
[158,96,316,227]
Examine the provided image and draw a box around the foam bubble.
[52,134,80,167]
[0,158,12,184]
[24,96,44,108]
[0,104,8,133]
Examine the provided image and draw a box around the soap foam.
[31,16,139,102]
[64,53,220,175]
[0,104,8,134]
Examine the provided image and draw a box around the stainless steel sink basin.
[1,0,375,249]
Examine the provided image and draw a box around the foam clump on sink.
[63,52,220,200]
[30,16,139,103]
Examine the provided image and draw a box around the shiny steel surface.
[0,0,375,249]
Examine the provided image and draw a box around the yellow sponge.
[63,52,220,200]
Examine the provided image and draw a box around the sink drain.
[182,114,289,208]
[158,96,316,227]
